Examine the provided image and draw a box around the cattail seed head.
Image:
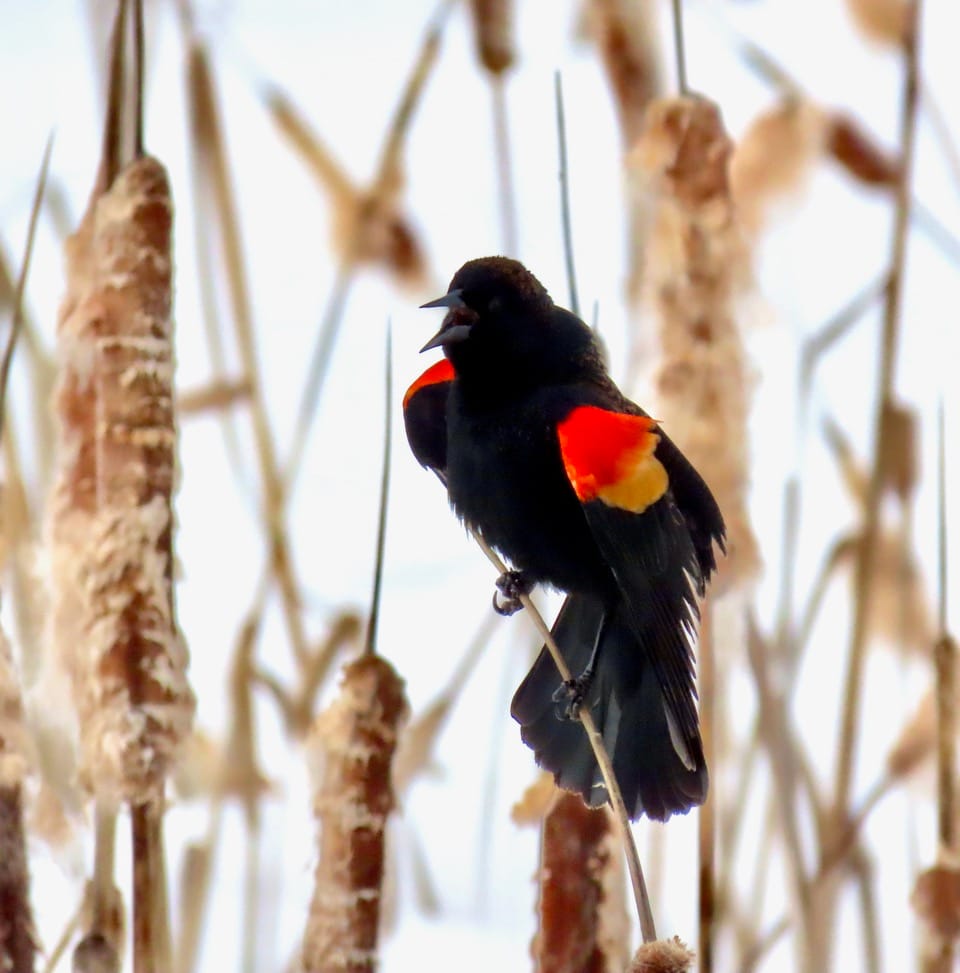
[302,655,408,973]
[47,156,194,806]
[582,0,663,147]
[469,0,516,75]
[631,96,760,591]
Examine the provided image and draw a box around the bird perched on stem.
[403,256,725,821]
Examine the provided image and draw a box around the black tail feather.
[510,593,707,822]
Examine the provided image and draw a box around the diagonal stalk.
[471,532,657,942]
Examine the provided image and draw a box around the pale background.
[1,1,959,970]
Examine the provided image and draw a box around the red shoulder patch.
[403,358,455,410]
[557,406,669,513]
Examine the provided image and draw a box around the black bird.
[403,256,725,821]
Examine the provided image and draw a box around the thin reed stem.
[364,328,392,658]
[184,36,310,665]
[470,532,656,942]
[934,402,956,958]
[554,73,580,318]
[698,604,715,973]
[833,0,923,824]
[671,0,689,94]
[0,135,52,449]
[131,803,167,973]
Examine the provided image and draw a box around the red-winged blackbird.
[403,256,725,821]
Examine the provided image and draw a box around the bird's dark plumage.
[403,256,725,821]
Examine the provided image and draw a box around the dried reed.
[182,28,311,665]
[581,0,663,147]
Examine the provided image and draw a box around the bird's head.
[419,256,561,386]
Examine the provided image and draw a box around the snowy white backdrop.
[1,0,960,970]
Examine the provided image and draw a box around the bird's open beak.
[419,323,472,353]
[420,288,466,310]
[419,288,472,352]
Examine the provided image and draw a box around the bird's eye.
[488,297,502,312]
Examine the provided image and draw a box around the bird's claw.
[552,678,586,721]
[492,570,532,616]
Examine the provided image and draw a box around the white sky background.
[2,1,960,971]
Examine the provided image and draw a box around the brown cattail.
[533,793,629,973]
[844,0,910,46]
[581,0,663,147]
[469,0,516,75]
[913,861,960,942]
[302,655,408,973]
[729,99,828,236]
[878,400,920,501]
[626,936,695,972]
[47,156,194,806]
[631,96,759,590]
[0,626,37,973]
[826,112,902,189]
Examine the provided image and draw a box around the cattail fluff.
[302,655,408,973]
[631,96,759,590]
[47,156,194,806]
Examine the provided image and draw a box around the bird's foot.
[492,570,533,616]
[551,667,597,721]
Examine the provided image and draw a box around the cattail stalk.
[471,533,657,942]
[183,34,310,666]
[918,397,959,972]
[468,0,518,253]
[831,0,921,882]
[49,109,192,969]
[74,804,124,972]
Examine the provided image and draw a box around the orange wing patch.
[557,406,669,513]
[403,358,455,409]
